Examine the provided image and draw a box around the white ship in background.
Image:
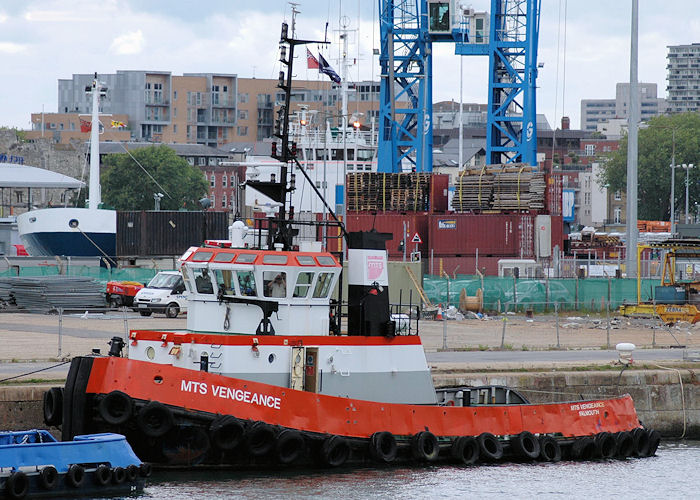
[17,74,117,263]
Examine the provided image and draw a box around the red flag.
[79,118,91,133]
[307,48,319,70]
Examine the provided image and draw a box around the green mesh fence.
[0,266,167,289]
[424,275,660,313]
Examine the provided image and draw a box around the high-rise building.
[580,83,666,131]
[667,43,700,113]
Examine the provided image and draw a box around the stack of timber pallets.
[347,172,431,211]
[451,164,546,213]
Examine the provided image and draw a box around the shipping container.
[345,212,430,260]
[117,211,228,256]
[546,174,563,216]
[429,174,449,213]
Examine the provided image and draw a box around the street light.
[683,163,695,224]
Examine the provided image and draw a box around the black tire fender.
[94,464,112,486]
[411,431,439,462]
[38,465,58,490]
[512,431,540,460]
[43,387,63,426]
[66,464,85,488]
[369,431,397,463]
[594,432,617,459]
[477,432,503,461]
[572,437,596,460]
[111,467,126,484]
[245,421,277,456]
[126,464,139,481]
[209,416,245,451]
[615,431,634,458]
[276,429,305,464]
[137,401,174,438]
[320,435,351,467]
[450,436,479,465]
[139,462,153,477]
[538,436,562,462]
[98,390,133,426]
[6,470,29,499]
[632,427,650,457]
[646,429,661,456]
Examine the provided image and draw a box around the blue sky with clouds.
[0,1,698,130]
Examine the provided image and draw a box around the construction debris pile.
[0,276,106,313]
[451,165,546,212]
[346,172,432,211]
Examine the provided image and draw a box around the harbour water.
[128,441,696,499]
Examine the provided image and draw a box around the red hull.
[86,357,640,439]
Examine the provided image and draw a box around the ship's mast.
[87,73,105,210]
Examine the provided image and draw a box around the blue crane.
[377,0,541,172]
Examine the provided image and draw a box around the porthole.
[68,219,79,228]
[145,346,155,360]
[154,375,163,384]
[268,353,276,363]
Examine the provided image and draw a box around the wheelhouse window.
[214,269,235,296]
[263,271,287,298]
[312,272,334,298]
[192,268,214,294]
[293,272,314,298]
[237,270,257,296]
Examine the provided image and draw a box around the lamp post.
[670,161,676,234]
[683,163,694,224]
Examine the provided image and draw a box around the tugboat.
[47,19,660,469]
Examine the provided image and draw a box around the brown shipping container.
[429,214,537,258]
[345,212,430,260]
[429,174,449,213]
[117,211,228,256]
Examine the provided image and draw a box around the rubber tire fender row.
[246,422,277,457]
[94,464,112,486]
[538,436,561,463]
[511,431,540,460]
[450,436,479,465]
[477,432,503,461]
[126,465,140,482]
[646,429,661,457]
[369,431,397,464]
[98,390,133,426]
[615,431,634,458]
[594,432,617,459]
[320,435,352,467]
[5,470,29,499]
[66,464,85,488]
[411,431,440,462]
[139,462,153,478]
[632,427,651,457]
[137,401,175,438]
[276,429,306,465]
[209,416,245,451]
[38,465,58,490]
[111,467,126,484]
[571,437,596,461]
[43,387,63,426]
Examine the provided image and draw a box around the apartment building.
[667,43,700,113]
[580,83,667,131]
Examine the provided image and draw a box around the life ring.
[275,429,305,465]
[126,465,139,482]
[209,416,245,451]
[477,432,503,461]
[111,467,126,484]
[66,464,85,488]
[245,422,277,456]
[411,431,439,462]
[98,391,133,426]
[632,428,650,457]
[538,436,561,462]
[139,463,153,478]
[43,387,63,426]
[571,437,596,460]
[615,431,634,458]
[594,432,617,459]
[5,470,29,499]
[94,464,112,486]
[137,401,174,438]
[38,465,58,490]
[320,435,351,467]
[511,431,540,460]
[369,431,397,463]
[646,429,661,456]
[450,436,479,465]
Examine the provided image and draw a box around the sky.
[0,0,698,132]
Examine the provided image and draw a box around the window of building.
[585,144,595,156]
[173,91,177,101]
[239,93,249,104]
[173,108,177,118]
[208,157,218,166]
[238,110,248,120]
[237,126,248,136]
[210,174,215,188]
[210,194,215,207]
[222,194,227,208]
[199,157,206,167]
[222,174,227,187]
[614,190,622,201]
[614,207,622,224]
[173,124,177,134]
[187,156,194,165]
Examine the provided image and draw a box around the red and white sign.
[411,232,422,244]
[367,255,385,281]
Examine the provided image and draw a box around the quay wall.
[1,369,698,438]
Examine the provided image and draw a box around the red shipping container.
[429,174,449,213]
[428,214,536,258]
[346,212,430,259]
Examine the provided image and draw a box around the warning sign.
[411,232,422,244]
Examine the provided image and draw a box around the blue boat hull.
[19,231,116,258]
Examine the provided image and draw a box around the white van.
[133,271,188,318]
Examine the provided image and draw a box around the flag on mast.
[318,53,341,83]
[307,48,320,69]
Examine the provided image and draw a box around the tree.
[101,145,209,211]
[599,113,700,221]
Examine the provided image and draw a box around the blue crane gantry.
[377,0,541,173]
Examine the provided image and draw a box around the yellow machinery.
[619,241,700,324]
